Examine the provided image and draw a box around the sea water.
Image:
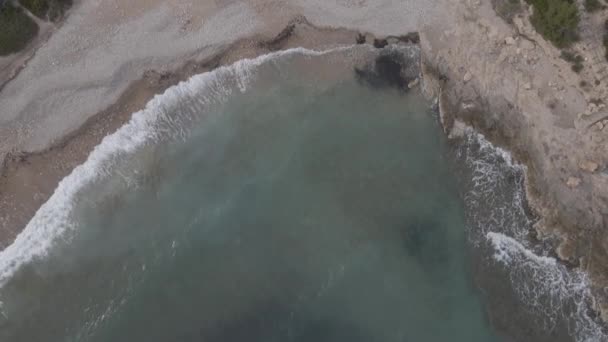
[0,46,602,342]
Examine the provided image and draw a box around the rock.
[589,103,598,112]
[407,77,419,89]
[463,72,472,82]
[596,121,605,131]
[556,238,576,261]
[448,119,468,139]
[567,177,582,188]
[386,37,401,45]
[354,51,416,90]
[523,82,532,90]
[356,33,366,44]
[579,161,599,173]
[520,40,535,51]
[373,38,388,49]
[505,36,516,45]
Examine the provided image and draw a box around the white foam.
[462,130,606,341]
[486,231,605,341]
[487,232,556,266]
[0,46,359,287]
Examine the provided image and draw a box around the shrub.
[525,0,580,48]
[560,50,584,72]
[493,0,523,23]
[19,0,72,21]
[0,3,39,56]
[19,0,48,18]
[47,0,72,21]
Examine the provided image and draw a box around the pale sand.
[0,0,447,156]
[0,13,368,246]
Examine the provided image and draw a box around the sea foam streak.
[0,46,356,288]
[462,130,606,341]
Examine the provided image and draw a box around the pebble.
[505,36,516,45]
[463,72,472,82]
[567,177,582,188]
[579,161,599,173]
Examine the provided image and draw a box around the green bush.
[47,0,72,21]
[493,0,523,23]
[19,0,49,18]
[0,3,39,56]
[560,50,584,72]
[525,0,580,48]
[19,0,72,21]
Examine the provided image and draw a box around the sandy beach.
[0,0,450,244]
[2,0,608,331]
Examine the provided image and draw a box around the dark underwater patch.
[354,50,417,91]
[200,300,374,342]
[401,217,449,267]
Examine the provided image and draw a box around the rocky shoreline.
[418,0,608,323]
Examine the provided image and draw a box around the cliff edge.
[420,0,608,321]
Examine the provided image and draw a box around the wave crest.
[462,130,606,341]
[0,46,358,288]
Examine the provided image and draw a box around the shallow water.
[0,46,600,342]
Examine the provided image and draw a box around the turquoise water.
[0,47,581,341]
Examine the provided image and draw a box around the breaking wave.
[0,46,358,289]
[460,130,606,341]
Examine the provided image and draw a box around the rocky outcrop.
[354,44,420,91]
[419,0,608,321]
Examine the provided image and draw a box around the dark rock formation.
[354,48,420,91]
[356,33,366,44]
[373,38,388,49]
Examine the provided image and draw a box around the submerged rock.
[354,48,420,91]
[373,38,388,49]
[401,217,448,267]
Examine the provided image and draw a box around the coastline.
[0,17,367,247]
[417,0,608,322]
[1,0,608,334]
